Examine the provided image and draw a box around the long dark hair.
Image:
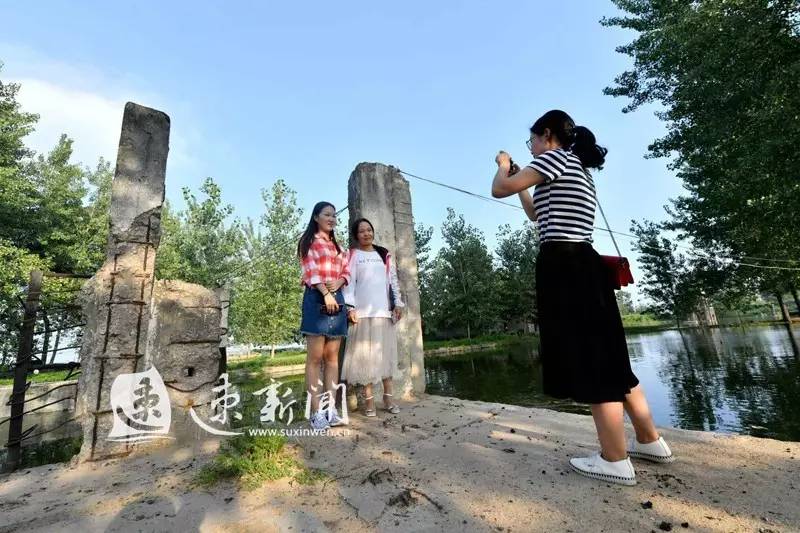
[350,218,389,264]
[530,110,608,169]
[297,201,342,259]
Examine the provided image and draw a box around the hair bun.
[571,126,607,169]
[530,111,606,169]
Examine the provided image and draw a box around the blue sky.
[2,1,682,304]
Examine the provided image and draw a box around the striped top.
[528,148,596,243]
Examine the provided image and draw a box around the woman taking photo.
[297,202,351,430]
[490,110,674,486]
[342,218,404,417]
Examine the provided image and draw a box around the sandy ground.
[1,394,798,532]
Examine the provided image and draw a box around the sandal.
[383,393,400,414]
[363,396,377,417]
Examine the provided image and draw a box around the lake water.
[425,325,800,442]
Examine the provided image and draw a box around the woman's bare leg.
[322,338,342,397]
[623,384,660,443]
[305,335,325,412]
[590,402,627,462]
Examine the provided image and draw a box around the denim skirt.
[300,287,348,338]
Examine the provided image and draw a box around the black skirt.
[536,241,639,403]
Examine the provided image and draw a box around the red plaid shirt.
[301,233,351,288]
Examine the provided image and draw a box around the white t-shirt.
[343,249,404,319]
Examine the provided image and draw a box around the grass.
[15,436,82,469]
[622,324,674,334]
[294,466,329,485]
[620,313,674,334]
[0,369,77,386]
[195,433,327,490]
[227,350,307,372]
[424,333,536,352]
[232,373,306,429]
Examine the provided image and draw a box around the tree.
[630,220,701,325]
[494,222,538,332]
[0,68,39,245]
[0,65,44,366]
[414,224,435,336]
[229,180,304,355]
[428,208,498,338]
[603,1,800,300]
[155,177,245,287]
[0,241,46,368]
[616,290,635,316]
[28,135,92,273]
[79,159,114,271]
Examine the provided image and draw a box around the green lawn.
[227,350,307,372]
[423,333,536,352]
[0,369,77,386]
[0,353,307,386]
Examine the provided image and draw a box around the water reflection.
[425,326,800,441]
[425,343,590,417]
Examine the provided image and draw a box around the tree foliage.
[605,0,800,304]
[155,177,245,287]
[494,222,538,331]
[230,180,304,352]
[423,209,498,338]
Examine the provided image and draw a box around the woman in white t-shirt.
[342,218,405,416]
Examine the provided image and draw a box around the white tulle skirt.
[341,317,399,385]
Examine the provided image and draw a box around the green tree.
[429,208,498,338]
[630,220,701,325]
[0,63,39,247]
[155,177,245,287]
[494,221,538,332]
[230,180,304,355]
[414,223,435,336]
[603,1,800,300]
[615,290,635,315]
[79,159,114,271]
[0,67,58,365]
[29,135,92,272]
[0,241,46,367]
[0,66,120,366]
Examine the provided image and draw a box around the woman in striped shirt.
[297,201,351,430]
[491,110,673,486]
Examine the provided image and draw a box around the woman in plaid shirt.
[297,201,351,430]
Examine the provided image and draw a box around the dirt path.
[1,394,798,532]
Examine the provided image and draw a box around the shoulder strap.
[594,188,622,257]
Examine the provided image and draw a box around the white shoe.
[309,411,330,431]
[327,407,349,427]
[569,452,637,486]
[628,436,675,464]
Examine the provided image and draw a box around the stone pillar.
[146,280,223,446]
[75,103,170,461]
[348,163,425,397]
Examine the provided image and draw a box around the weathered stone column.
[75,103,170,461]
[145,280,223,446]
[348,163,425,397]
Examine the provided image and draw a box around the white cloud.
[3,44,195,175]
[16,78,123,166]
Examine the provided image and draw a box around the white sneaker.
[327,407,349,427]
[569,452,637,486]
[309,411,330,431]
[628,436,675,464]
